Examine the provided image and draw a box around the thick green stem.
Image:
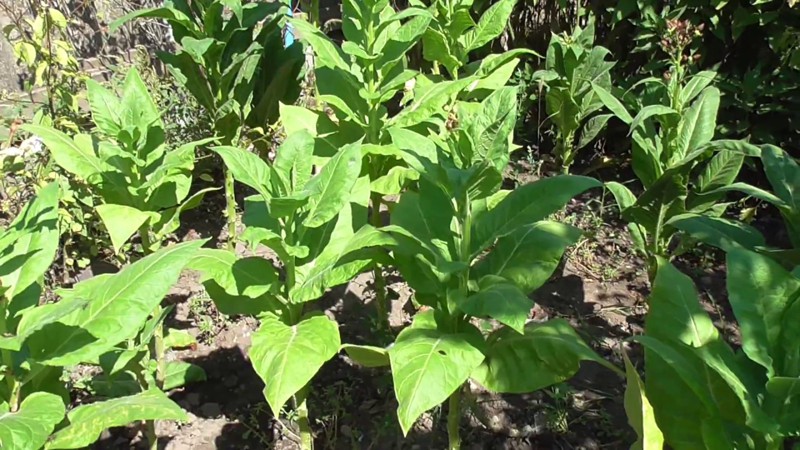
[139,224,152,255]
[225,168,237,250]
[370,192,388,328]
[447,386,463,450]
[295,385,313,450]
[140,226,162,449]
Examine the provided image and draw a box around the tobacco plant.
[23,68,214,256]
[603,67,758,279]
[342,88,618,448]
[534,20,631,173]
[188,136,391,450]
[631,253,800,449]
[411,0,520,78]
[112,0,304,247]
[0,183,204,450]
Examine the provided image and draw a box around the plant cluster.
[0,1,798,450]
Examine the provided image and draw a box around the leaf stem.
[225,168,237,250]
[447,386,463,450]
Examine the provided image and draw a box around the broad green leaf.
[675,87,720,157]
[707,182,786,207]
[647,258,717,347]
[630,105,679,132]
[212,146,271,198]
[0,182,59,301]
[27,240,204,366]
[96,204,152,254]
[457,282,532,333]
[473,221,581,292]
[119,68,162,132]
[303,144,362,228]
[273,131,314,193]
[390,77,474,128]
[727,248,800,376]
[471,175,600,255]
[464,86,517,168]
[623,350,664,450]
[163,361,206,390]
[342,344,390,368]
[389,320,485,435]
[86,79,122,136]
[378,14,432,67]
[577,114,612,150]
[762,145,800,210]
[290,19,350,71]
[108,6,196,35]
[668,214,765,252]
[694,149,744,198]
[21,126,104,183]
[250,314,341,415]
[766,377,800,433]
[0,392,65,450]
[463,0,516,52]
[591,83,633,123]
[681,71,716,105]
[46,389,187,449]
[163,329,196,349]
[13,296,91,351]
[472,319,618,393]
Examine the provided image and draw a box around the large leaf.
[473,221,581,293]
[389,77,474,128]
[96,204,152,254]
[389,314,485,435]
[212,146,271,198]
[46,389,187,449]
[727,248,800,377]
[472,319,618,393]
[342,344,390,368]
[22,126,105,182]
[675,87,720,158]
[86,79,122,136]
[456,282,532,333]
[668,214,765,252]
[647,258,718,347]
[623,351,664,450]
[463,0,516,52]
[591,82,633,123]
[249,314,341,416]
[27,240,204,366]
[470,175,600,255]
[0,392,65,450]
[302,144,363,228]
[0,182,59,301]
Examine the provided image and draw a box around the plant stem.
[369,192,388,329]
[225,168,237,250]
[296,386,314,450]
[139,225,161,450]
[447,386,463,450]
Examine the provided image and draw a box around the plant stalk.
[140,225,162,450]
[447,386,463,450]
[369,192,388,329]
[296,386,314,450]
[225,168,237,250]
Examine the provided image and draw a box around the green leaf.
[629,105,679,132]
[389,319,485,435]
[303,143,363,228]
[250,314,341,415]
[675,87,720,157]
[762,144,800,211]
[464,0,516,52]
[212,146,271,198]
[342,344,390,368]
[273,131,314,193]
[646,258,718,347]
[623,351,664,450]
[86,79,122,136]
[290,19,350,71]
[457,282,532,333]
[727,248,800,377]
[473,221,581,292]
[96,204,152,254]
[22,126,104,182]
[390,77,474,128]
[472,319,618,393]
[163,329,196,349]
[668,214,765,252]
[471,175,600,255]
[577,114,612,150]
[27,240,204,366]
[0,392,65,450]
[695,149,745,196]
[46,389,187,449]
[163,361,206,390]
[681,71,716,105]
[0,182,59,301]
[591,83,633,123]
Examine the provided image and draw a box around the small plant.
[603,29,758,279]
[342,89,619,449]
[112,0,305,248]
[188,135,391,450]
[628,253,800,449]
[533,19,631,173]
[0,184,204,450]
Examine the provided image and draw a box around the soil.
[82,158,760,450]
